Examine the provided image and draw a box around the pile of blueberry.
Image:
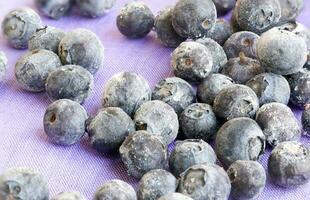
[1,7,104,106]
[1,0,310,199]
[35,0,117,19]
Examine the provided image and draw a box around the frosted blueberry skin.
[278,0,304,24]
[1,8,43,49]
[213,84,259,121]
[51,191,86,200]
[119,131,168,179]
[178,164,231,200]
[197,73,234,105]
[35,0,74,20]
[152,77,196,115]
[154,7,186,48]
[286,69,310,108]
[255,103,301,147]
[172,0,217,39]
[0,51,8,82]
[277,22,310,70]
[216,117,265,167]
[15,49,62,92]
[278,22,310,40]
[221,53,264,84]
[94,179,137,200]
[223,31,260,59]
[102,72,151,117]
[137,169,178,200]
[158,193,193,200]
[195,38,227,73]
[212,0,235,16]
[230,8,243,33]
[29,26,66,54]
[257,28,307,75]
[227,160,266,200]
[58,28,104,74]
[171,41,213,83]
[45,65,94,104]
[246,73,291,106]
[134,100,179,145]
[179,103,218,141]
[0,168,49,200]
[235,0,281,34]
[44,99,88,145]
[268,141,310,187]
[87,107,135,153]
[204,19,233,46]
[302,104,310,135]
[76,0,116,18]
[169,139,217,177]
[116,1,154,38]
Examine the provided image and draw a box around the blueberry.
[44,99,88,145]
[59,28,104,74]
[94,179,137,200]
[288,69,310,108]
[221,52,264,84]
[246,73,291,106]
[35,0,74,20]
[227,160,266,200]
[277,22,310,70]
[212,0,235,16]
[116,1,154,38]
[255,103,301,147]
[235,0,281,34]
[171,41,213,82]
[1,8,43,49]
[204,19,233,46]
[230,8,243,33]
[102,72,151,117]
[87,107,135,153]
[268,141,310,187]
[197,73,234,105]
[152,77,196,115]
[29,26,66,54]
[277,22,310,50]
[46,65,94,104]
[216,117,265,167]
[178,164,231,200]
[195,38,227,73]
[302,104,310,135]
[0,51,7,82]
[292,72,310,107]
[172,0,217,39]
[137,169,178,200]
[51,191,86,200]
[119,130,168,179]
[169,139,217,177]
[134,100,179,145]
[257,28,307,75]
[278,0,304,24]
[15,49,62,92]
[76,0,116,18]
[223,31,260,59]
[213,84,259,121]
[179,103,218,141]
[154,7,186,48]
[0,167,49,200]
[158,193,193,200]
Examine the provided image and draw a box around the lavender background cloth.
[0,0,310,199]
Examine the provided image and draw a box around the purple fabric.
[0,0,310,199]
